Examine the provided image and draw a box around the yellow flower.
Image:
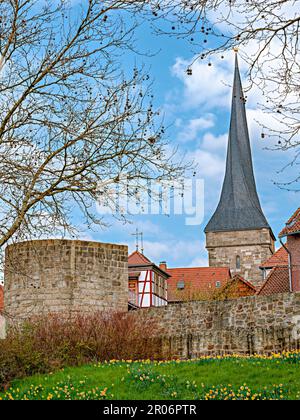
[100,388,107,397]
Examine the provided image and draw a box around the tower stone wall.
[206,228,275,288]
[4,239,128,319]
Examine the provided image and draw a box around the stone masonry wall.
[4,240,128,319]
[287,234,300,292]
[136,292,300,358]
[206,228,275,288]
[0,314,5,339]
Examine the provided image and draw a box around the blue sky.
[80,20,299,268]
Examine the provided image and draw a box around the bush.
[0,311,166,389]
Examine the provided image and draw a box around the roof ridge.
[231,274,256,290]
[257,266,289,296]
[128,250,152,265]
[260,246,288,268]
[279,207,300,237]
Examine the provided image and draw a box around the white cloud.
[187,148,225,179]
[177,115,215,142]
[247,108,292,147]
[171,54,234,110]
[128,239,206,267]
[188,256,209,268]
[169,48,285,115]
[202,132,227,152]
[137,220,162,235]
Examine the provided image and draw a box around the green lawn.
[1,352,300,400]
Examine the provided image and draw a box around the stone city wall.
[136,292,300,358]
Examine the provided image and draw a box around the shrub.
[0,311,166,389]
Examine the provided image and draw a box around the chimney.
[287,233,300,292]
[159,261,167,271]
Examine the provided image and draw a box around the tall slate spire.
[205,54,271,233]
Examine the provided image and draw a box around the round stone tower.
[4,239,128,319]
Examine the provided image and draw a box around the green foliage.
[1,378,112,401]
[1,352,300,400]
[0,312,163,390]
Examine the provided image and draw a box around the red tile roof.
[128,251,152,266]
[230,274,256,291]
[166,267,231,302]
[257,267,290,296]
[279,207,300,237]
[260,246,288,268]
[128,251,170,278]
[0,285,3,312]
[216,274,256,299]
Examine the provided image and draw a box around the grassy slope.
[1,355,300,400]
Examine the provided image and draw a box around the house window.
[215,281,221,288]
[177,280,185,290]
[236,255,241,270]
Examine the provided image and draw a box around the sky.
[78,15,299,269]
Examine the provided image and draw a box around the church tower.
[205,54,275,288]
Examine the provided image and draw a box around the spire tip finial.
[233,47,239,53]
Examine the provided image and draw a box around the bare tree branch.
[0,0,193,248]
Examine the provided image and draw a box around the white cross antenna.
[131,228,144,254]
